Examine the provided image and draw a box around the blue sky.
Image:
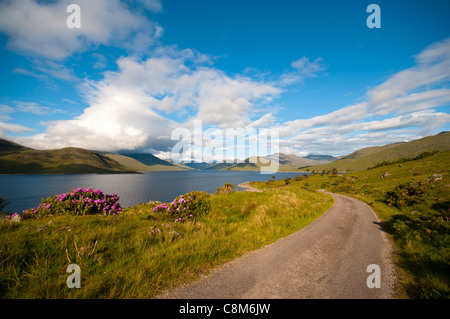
[0,0,449,160]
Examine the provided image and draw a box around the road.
[155,192,397,299]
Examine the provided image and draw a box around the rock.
[10,214,23,223]
[37,225,47,232]
[47,220,53,225]
[168,230,181,240]
[148,227,162,237]
[428,174,442,181]
[380,172,391,178]
[57,226,72,233]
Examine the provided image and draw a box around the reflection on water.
[0,170,304,213]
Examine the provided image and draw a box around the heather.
[18,188,121,219]
[152,191,211,223]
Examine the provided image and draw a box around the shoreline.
[237,182,263,192]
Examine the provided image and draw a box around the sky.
[0,0,449,161]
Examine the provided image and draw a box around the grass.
[302,131,450,173]
[292,150,450,299]
[0,186,333,298]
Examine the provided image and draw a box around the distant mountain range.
[0,131,448,174]
[180,153,337,172]
[214,153,337,172]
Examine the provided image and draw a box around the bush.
[385,181,428,208]
[152,191,211,222]
[390,211,449,242]
[21,187,121,219]
[215,183,235,195]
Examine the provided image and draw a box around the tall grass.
[0,186,332,298]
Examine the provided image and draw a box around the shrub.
[21,187,121,219]
[152,191,211,222]
[215,183,235,195]
[385,181,428,208]
[284,177,292,185]
[390,210,450,249]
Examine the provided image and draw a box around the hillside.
[206,162,237,170]
[0,139,135,174]
[181,162,215,170]
[119,153,175,167]
[105,153,186,171]
[225,153,335,171]
[302,132,450,172]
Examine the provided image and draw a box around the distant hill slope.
[119,153,175,167]
[206,162,237,170]
[303,154,337,161]
[104,153,186,171]
[225,153,335,172]
[0,139,135,174]
[303,131,450,173]
[181,162,215,170]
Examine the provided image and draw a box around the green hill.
[302,132,450,173]
[0,139,135,174]
[104,153,187,171]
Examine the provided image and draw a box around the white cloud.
[13,47,282,152]
[279,56,327,86]
[0,122,34,136]
[91,53,109,70]
[0,0,162,60]
[291,57,326,77]
[15,102,65,116]
[0,104,14,121]
[278,38,450,155]
[12,68,47,81]
[0,104,34,135]
[135,0,163,13]
[368,38,450,108]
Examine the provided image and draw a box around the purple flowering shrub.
[152,191,211,222]
[22,187,121,219]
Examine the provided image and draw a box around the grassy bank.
[283,150,449,298]
[0,186,333,298]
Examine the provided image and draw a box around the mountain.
[303,154,337,161]
[206,162,237,170]
[118,153,174,167]
[181,162,215,170]
[0,139,135,174]
[303,131,450,172]
[0,139,30,152]
[224,153,336,171]
[103,153,187,171]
